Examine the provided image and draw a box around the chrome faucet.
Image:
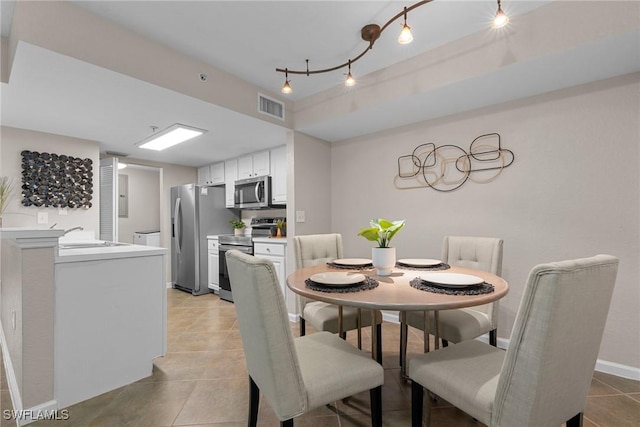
[63,226,84,235]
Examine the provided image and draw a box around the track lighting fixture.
[276,0,509,93]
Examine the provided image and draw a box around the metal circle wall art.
[21,150,93,208]
[394,133,514,192]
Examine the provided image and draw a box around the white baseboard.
[288,313,299,323]
[595,359,640,381]
[15,400,61,426]
[380,311,639,380]
[0,321,24,416]
[166,282,172,289]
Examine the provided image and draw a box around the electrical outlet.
[58,208,68,216]
[37,212,48,224]
[296,210,306,223]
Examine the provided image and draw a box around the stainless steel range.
[218,217,286,302]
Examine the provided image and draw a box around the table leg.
[433,310,440,350]
[423,311,430,353]
[371,310,382,363]
[338,306,344,339]
[357,309,362,350]
[400,311,408,379]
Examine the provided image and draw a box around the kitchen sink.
[58,241,130,249]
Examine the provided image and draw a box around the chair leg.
[248,376,259,427]
[441,339,449,347]
[280,419,294,427]
[566,412,583,427]
[340,331,347,340]
[370,386,382,427]
[490,329,497,347]
[411,380,424,427]
[300,318,306,336]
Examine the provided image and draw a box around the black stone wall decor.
[21,150,93,208]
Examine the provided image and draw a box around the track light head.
[493,0,509,29]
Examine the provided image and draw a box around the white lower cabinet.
[253,240,287,299]
[208,237,219,292]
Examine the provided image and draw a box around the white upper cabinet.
[209,162,225,185]
[197,162,225,186]
[225,158,238,208]
[253,151,271,177]
[270,146,287,204]
[238,151,270,179]
[197,166,210,186]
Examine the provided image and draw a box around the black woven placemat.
[410,278,494,295]
[305,276,379,293]
[396,262,450,271]
[327,262,375,271]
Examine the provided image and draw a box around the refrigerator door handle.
[174,197,182,255]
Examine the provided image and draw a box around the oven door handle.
[219,244,253,255]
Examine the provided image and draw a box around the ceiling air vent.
[258,93,285,121]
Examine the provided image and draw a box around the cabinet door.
[210,162,225,185]
[225,159,238,208]
[208,251,220,290]
[270,146,287,204]
[252,151,271,177]
[237,155,253,179]
[197,166,210,186]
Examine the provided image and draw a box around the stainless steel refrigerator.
[171,184,237,295]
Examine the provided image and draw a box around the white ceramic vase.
[372,247,396,276]
[234,228,244,236]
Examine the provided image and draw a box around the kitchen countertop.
[56,242,167,263]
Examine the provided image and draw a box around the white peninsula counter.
[0,228,167,422]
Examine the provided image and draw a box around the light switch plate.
[37,212,48,224]
[295,210,305,223]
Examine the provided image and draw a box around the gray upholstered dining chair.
[226,250,384,427]
[293,234,382,348]
[400,236,503,374]
[409,254,619,427]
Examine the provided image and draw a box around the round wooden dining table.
[287,263,508,364]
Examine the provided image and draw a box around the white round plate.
[398,258,442,267]
[310,272,366,286]
[333,258,372,267]
[419,273,484,287]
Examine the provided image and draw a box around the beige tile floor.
[1,289,638,426]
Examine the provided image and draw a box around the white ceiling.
[1,1,637,168]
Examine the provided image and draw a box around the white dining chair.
[293,234,382,350]
[409,254,619,427]
[400,236,503,374]
[226,250,384,427]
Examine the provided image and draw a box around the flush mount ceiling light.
[277,0,509,94]
[138,124,207,151]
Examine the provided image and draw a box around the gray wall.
[330,73,640,370]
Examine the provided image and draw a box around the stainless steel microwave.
[234,175,272,209]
